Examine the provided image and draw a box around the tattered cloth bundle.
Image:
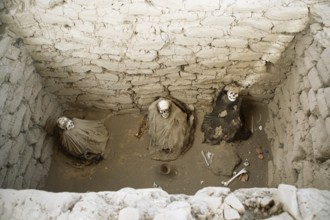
[58,118,109,161]
[147,97,195,161]
[201,90,251,145]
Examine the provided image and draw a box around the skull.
[57,116,75,130]
[66,120,75,130]
[157,100,171,119]
[227,90,238,102]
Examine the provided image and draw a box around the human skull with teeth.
[157,99,171,119]
[57,116,75,130]
[227,90,239,102]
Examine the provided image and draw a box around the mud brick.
[316,59,330,86]
[11,104,27,137]
[300,91,310,114]
[308,89,319,115]
[0,84,9,113]
[308,68,323,91]
[0,36,11,59]
[316,89,330,119]
[8,134,25,165]
[9,62,25,84]
[0,140,12,168]
[34,131,47,159]
[9,84,25,113]
[18,146,33,175]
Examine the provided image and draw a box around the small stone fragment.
[224,204,241,220]
[225,194,245,214]
[256,147,264,160]
[239,173,249,182]
[118,207,139,220]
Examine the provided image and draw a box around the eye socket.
[66,121,75,130]
[57,117,69,129]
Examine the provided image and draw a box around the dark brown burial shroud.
[201,90,251,145]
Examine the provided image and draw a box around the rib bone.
[221,168,247,186]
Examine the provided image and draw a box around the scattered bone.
[256,113,262,123]
[221,168,247,186]
[206,151,214,164]
[201,150,214,166]
[153,182,161,188]
[201,150,210,166]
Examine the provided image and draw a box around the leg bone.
[221,168,247,186]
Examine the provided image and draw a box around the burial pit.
[0,0,330,219]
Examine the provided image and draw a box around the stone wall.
[0,0,319,110]
[265,4,330,189]
[1,184,329,220]
[0,31,63,189]
[0,1,330,218]
[1,0,330,194]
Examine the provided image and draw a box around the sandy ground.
[43,101,271,195]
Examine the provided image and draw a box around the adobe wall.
[1,0,321,110]
[1,184,329,220]
[266,4,330,189]
[1,0,330,194]
[0,32,63,189]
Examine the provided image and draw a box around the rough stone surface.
[0,0,329,208]
[0,34,63,189]
[265,3,330,190]
[316,89,330,119]
[0,185,329,220]
[308,67,323,91]
[265,212,294,220]
[277,184,301,219]
[0,0,316,110]
[297,188,330,220]
[311,119,330,159]
[118,207,140,220]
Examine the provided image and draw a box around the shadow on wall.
[0,33,64,189]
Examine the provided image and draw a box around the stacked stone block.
[1,0,329,192]
[0,0,313,110]
[1,184,330,220]
[265,4,330,189]
[0,33,63,189]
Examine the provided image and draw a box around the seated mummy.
[201,89,251,144]
[146,96,195,161]
[56,116,109,161]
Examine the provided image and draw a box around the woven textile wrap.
[59,118,109,160]
[147,97,195,161]
[201,90,251,145]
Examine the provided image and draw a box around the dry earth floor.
[43,101,271,195]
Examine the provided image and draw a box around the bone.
[221,168,247,186]
[201,150,210,166]
[208,152,214,164]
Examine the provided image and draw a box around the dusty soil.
[43,101,271,195]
